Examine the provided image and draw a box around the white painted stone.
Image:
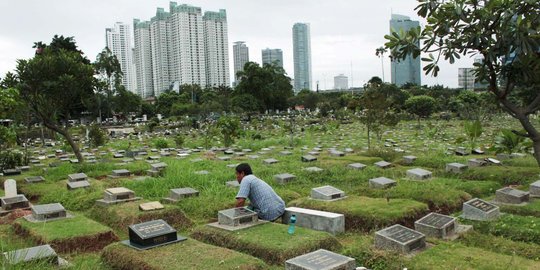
[4,179,17,198]
[283,207,344,235]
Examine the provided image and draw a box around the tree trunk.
[42,121,84,162]
[514,114,540,166]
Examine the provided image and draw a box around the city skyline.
[0,0,476,89]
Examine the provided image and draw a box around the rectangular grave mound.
[24,176,45,183]
[263,158,279,164]
[3,244,59,265]
[374,161,392,169]
[461,198,500,221]
[123,219,187,250]
[311,186,346,201]
[96,187,141,206]
[406,168,432,181]
[1,195,30,211]
[164,188,200,203]
[301,155,317,162]
[2,168,21,176]
[285,249,356,270]
[274,173,296,184]
[446,163,468,173]
[369,177,397,189]
[218,207,258,227]
[403,155,417,165]
[375,224,426,254]
[68,173,88,182]
[67,180,90,190]
[530,180,540,197]
[30,203,67,222]
[283,207,344,235]
[111,169,131,177]
[495,187,529,204]
[414,212,456,239]
[348,163,366,170]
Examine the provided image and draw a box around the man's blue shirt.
[236,174,285,221]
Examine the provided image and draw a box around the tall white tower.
[150,8,171,97]
[204,10,230,88]
[293,23,312,92]
[133,19,153,98]
[105,22,136,93]
[233,41,249,82]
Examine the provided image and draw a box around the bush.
[174,134,185,148]
[154,138,169,149]
[0,150,23,170]
[88,125,107,147]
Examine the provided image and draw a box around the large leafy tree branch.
[384,0,540,165]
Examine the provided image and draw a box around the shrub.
[0,150,23,170]
[154,138,169,149]
[88,125,107,147]
[174,134,185,148]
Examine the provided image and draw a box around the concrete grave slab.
[311,185,346,201]
[274,173,296,184]
[406,168,433,181]
[139,201,164,211]
[446,163,467,173]
[163,188,199,203]
[461,198,499,221]
[375,224,426,254]
[347,163,366,170]
[414,212,456,239]
[283,207,344,235]
[285,249,356,270]
[494,187,529,205]
[369,177,397,189]
[67,180,90,190]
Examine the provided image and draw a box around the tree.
[94,47,122,119]
[112,87,142,117]
[359,86,400,148]
[384,0,540,165]
[16,36,94,162]
[405,95,437,125]
[375,47,387,82]
[216,115,241,147]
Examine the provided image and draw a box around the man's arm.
[236,198,246,207]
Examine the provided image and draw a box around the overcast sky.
[0,0,475,89]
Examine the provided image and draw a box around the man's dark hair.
[235,163,253,175]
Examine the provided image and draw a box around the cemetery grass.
[13,213,119,253]
[458,231,540,260]
[191,222,341,265]
[499,199,540,217]
[463,214,540,244]
[288,195,429,231]
[102,239,269,270]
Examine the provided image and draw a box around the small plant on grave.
[464,120,483,151]
[147,117,159,132]
[491,129,526,154]
[216,115,240,147]
[174,134,185,148]
[153,138,169,149]
[88,125,107,147]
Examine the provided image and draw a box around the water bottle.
[288,214,297,235]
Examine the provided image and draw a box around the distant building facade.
[262,48,283,68]
[105,22,136,93]
[334,74,348,90]
[293,23,312,93]
[389,14,421,86]
[233,41,249,82]
[458,68,475,90]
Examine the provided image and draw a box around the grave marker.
[301,155,317,162]
[468,158,487,167]
[163,188,199,203]
[530,180,540,197]
[461,198,500,221]
[495,187,529,204]
[25,203,69,222]
[68,173,88,182]
[218,207,258,226]
[0,195,30,212]
[139,201,164,211]
[274,173,296,184]
[67,180,90,190]
[446,163,467,173]
[374,161,392,169]
[311,185,346,201]
[374,224,426,254]
[4,179,17,198]
[285,249,356,270]
[123,219,186,250]
[96,187,141,206]
[414,212,456,239]
[263,158,279,164]
[406,168,433,181]
[24,176,45,184]
[303,167,324,173]
[347,163,366,170]
[3,245,61,265]
[283,207,344,235]
[403,155,417,165]
[369,177,396,189]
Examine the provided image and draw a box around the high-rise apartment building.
[233,41,249,81]
[334,74,348,90]
[293,23,312,92]
[262,48,283,68]
[133,19,153,98]
[105,22,136,93]
[132,3,230,98]
[458,68,475,90]
[389,14,421,86]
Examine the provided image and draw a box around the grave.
[468,158,487,167]
[280,151,293,156]
[208,207,265,231]
[308,151,320,156]
[311,185,346,201]
[67,180,90,190]
[369,177,397,189]
[414,212,456,239]
[248,155,260,159]
[217,156,231,161]
[329,150,345,157]
[96,187,141,206]
[2,168,21,176]
[139,201,164,211]
[283,207,344,235]
[68,173,88,182]
[461,198,500,221]
[113,153,124,158]
[494,187,529,205]
[0,195,30,212]
[301,155,317,162]
[163,188,199,203]
[530,180,540,197]
[110,169,131,178]
[472,149,485,155]
[226,180,240,188]
[403,155,417,165]
[347,163,366,170]
[406,168,433,181]
[274,173,296,184]
[2,245,65,266]
[147,162,167,177]
[374,224,426,254]
[122,219,187,250]
[4,179,17,197]
[25,203,70,222]
[303,167,324,173]
[263,158,279,164]
[446,163,468,173]
[374,161,392,169]
[285,249,356,270]
[455,147,469,156]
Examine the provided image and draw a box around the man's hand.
[236,198,246,208]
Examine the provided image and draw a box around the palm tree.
[375,47,387,82]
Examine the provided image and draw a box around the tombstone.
[283,207,344,235]
[274,173,296,184]
[303,167,324,173]
[195,170,209,175]
[308,151,320,156]
[68,173,88,182]
[530,180,540,197]
[139,201,164,211]
[285,249,356,270]
[2,168,21,176]
[403,155,417,165]
[468,158,487,167]
[226,164,239,168]
[163,188,199,203]
[19,165,31,171]
[0,195,30,212]
[369,177,397,189]
[4,179,17,198]
[472,149,485,155]
[374,224,426,254]
[263,158,279,164]
[446,163,468,174]
[3,245,61,266]
[218,207,258,227]
[147,162,167,177]
[486,158,501,165]
[113,153,124,158]
[123,219,186,250]
[301,155,317,162]
[414,212,456,239]
[24,176,45,184]
[248,155,260,160]
[26,203,68,222]
[226,181,240,188]
[347,163,366,170]
[406,168,433,181]
[329,150,345,157]
[110,169,131,178]
[67,180,90,190]
[461,198,500,221]
[495,187,529,204]
[311,186,346,201]
[96,187,141,206]
[217,156,231,161]
[280,151,292,156]
[374,161,392,169]
[455,147,469,156]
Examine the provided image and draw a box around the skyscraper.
[105,22,136,93]
[262,48,283,68]
[204,10,230,87]
[458,68,475,90]
[389,14,421,86]
[233,41,249,82]
[334,74,348,90]
[293,23,312,92]
[150,7,171,97]
[133,19,153,98]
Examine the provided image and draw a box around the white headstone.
[4,179,17,198]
